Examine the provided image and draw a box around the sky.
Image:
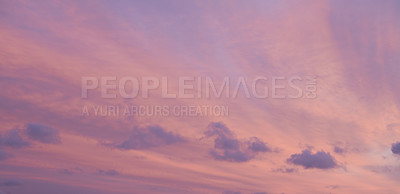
[1,0,400,193]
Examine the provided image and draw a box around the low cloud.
[391,142,400,154]
[0,129,30,148]
[287,149,337,169]
[114,125,184,150]
[25,123,61,144]
[205,122,271,162]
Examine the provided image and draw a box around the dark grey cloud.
[287,149,337,169]
[0,150,12,161]
[25,123,61,144]
[97,169,119,176]
[1,179,21,186]
[0,129,30,148]
[205,122,271,162]
[391,142,400,154]
[115,125,184,150]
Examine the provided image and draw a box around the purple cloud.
[272,167,297,174]
[115,125,184,150]
[0,150,12,161]
[214,137,240,150]
[0,129,30,148]
[1,179,21,186]
[25,124,61,144]
[287,149,337,169]
[333,146,346,154]
[205,122,271,162]
[247,137,271,152]
[223,191,241,194]
[97,169,119,176]
[209,149,251,163]
[205,122,235,139]
[391,142,400,154]
[326,185,339,190]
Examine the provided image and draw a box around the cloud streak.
[0,179,22,186]
[111,125,184,150]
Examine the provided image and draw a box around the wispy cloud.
[97,169,119,176]
[108,125,184,150]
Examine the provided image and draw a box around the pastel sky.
[1,0,400,193]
